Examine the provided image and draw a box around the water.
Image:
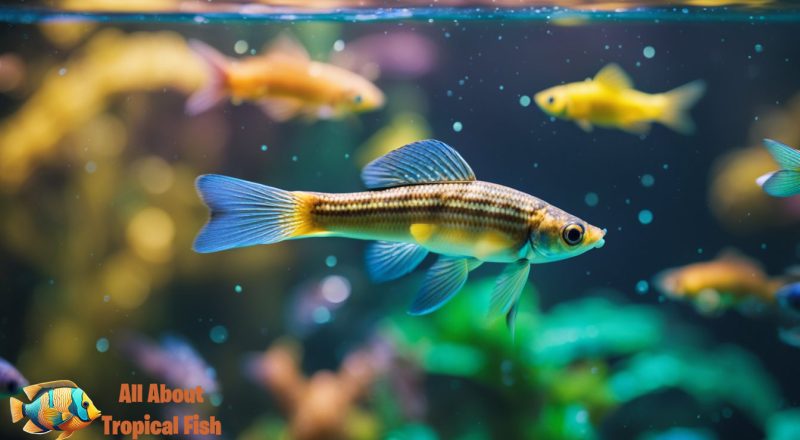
[0,1,799,439]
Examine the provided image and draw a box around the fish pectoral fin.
[594,63,633,90]
[41,407,69,427]
[23,420,50,434]
[365,241,429,282]
[488,260,531,338]
[361,139,476,189]
[61,412,73,424]
[408,256,473,315]
[575,119,593,132]
[56,432,74,440]
[258,98,304,122]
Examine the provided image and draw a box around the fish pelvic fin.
[9,397,23,423]
[193,174,319,253]
[56,432,74,440]
[658,79,706,135]
[186,40,229,115]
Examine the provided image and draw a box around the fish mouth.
[586,226,608,249]
[587,226,607,249]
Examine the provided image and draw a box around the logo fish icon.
[9,380,101,440]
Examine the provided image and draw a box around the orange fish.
[655,250,782,314]
[186,35,385,121]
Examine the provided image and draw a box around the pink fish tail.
[186,40,229,115]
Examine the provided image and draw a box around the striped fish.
[9,380,101,440]
[194,140,606,329]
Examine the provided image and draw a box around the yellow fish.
[186,35,385,121]
[534,63,706,135]
[193,140,606,330]
[10,380,101,440]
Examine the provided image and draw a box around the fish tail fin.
[186,40,229,115]
[10,397,24,423]
[658,79,706,135]
[193,174,319,253]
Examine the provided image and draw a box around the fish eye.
[353,94,363,104]
[82,401,89,409]
[562,223,584,246]
[547,95,555,105]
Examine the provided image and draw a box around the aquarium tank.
[1,0,800,439]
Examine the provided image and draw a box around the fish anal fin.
[408,256,472,315]
[594,63,633,90]
[361,139,476,189]
[23,420,49,434]
[56,432,74,440]
[620,120,651,136]
[258,98,304,122]
[576,119,593,132]
[365,241,429,282]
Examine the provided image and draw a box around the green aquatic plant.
[381,277,784,439]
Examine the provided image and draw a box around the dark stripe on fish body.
[308,181,547,239]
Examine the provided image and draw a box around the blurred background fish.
[0,357,28,397]
[534,63,705,135]
[186,35,385,120]
[654,250,783,315]
[118,333,221,403]
[329,31,440,80]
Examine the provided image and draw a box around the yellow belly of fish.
[305,182,539,262]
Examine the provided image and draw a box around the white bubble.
[234,40,249,55]
[452,121,463,132]
[321,275,351,304]
[643,46,656,59]
[333,39,345,52]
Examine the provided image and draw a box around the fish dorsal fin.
[594,63,633,90]
[24,381,77,400]
[361,139,476,189]
[764,139,800,170]
[262,34,310,61]
[716,248,762,270]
